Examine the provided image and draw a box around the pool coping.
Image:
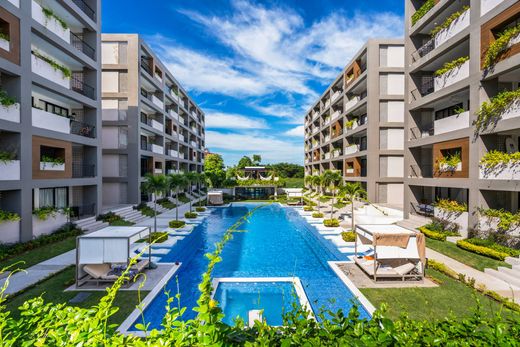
[117,262,182,337]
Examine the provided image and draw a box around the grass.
[177,194,191,204]
[284,177,304,188]
[319,196,332,202]
[4,267,147,326]
[361,269,520,321]
[0,236,77,270]
[426,238,511,271]
[109,219,134,227]
[333,201,347,209]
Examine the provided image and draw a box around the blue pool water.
[132,203,370,330]
[214,282,296,326]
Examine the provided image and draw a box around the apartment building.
[101,34,205,207]
[0,0,101,243]
[304,39,406,206]
[404,0,520,237]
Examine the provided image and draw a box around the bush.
[465,238,520,257]
[137,231,168,244]
[195,207,206,212]
[157,198,176,210]
[134,203,157,217]
[303,206,313,212]
[169,220,186,229]
[456,240,509,261]
[185,212,198,219]
[312,212,324,218]
[177,193,191,204]
[341,231,355,242]
[427,259,458,279]
[323,219,340,227]
[418,226,447,241]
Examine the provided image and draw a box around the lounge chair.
[81,263,120,286]
[131,259,150,272]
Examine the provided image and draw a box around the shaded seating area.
[354,224,425,281]
[208,191,224,205]
[285,188,303,205]
[76,226,151,287]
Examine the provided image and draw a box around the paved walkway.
[0,197,205,296]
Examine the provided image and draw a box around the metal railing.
[409,164,433,178]
[410,202,434,217]
[71,75,95,99]
[71,0,96,21]
[410,126,433,140]
[410,76,434,101]
[411,38,435,62]
[72,163,96,178]
[70,120,96,138]
[70,32,95,59]
[141,143,152,151]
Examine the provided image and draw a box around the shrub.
[0,209,20,223]
[157,198,176,210]
[169,220,186,229]
[137,231,168,244]
[456,240,509,261]
[428,259,458,279]
[312,212,324,218]
[303,206,314,212]
[483,23,520,68]
[478,207,520,232]
[32,206,60,220]
[185,212,198,219]
[430,6,469,37]
[195,207,206,212]
[0,89,16,107]
[411,0,435,26]
[480,150,520,169]
[323,219,340,227]
[475,88,520,133]
[465,238,520,257]
[418,226,447,241]
[177,193,190,204]
[434,56,469,76]
[341,231,356,242]
[434,199,467,213]
[437,152,461,171]
[303,197,316,206]
[423,219,460,236]
[134,203,157,217]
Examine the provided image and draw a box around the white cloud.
[205,111,268,129]
[284,125,304,137]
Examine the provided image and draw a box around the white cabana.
[76,226,151,287]
[354,224,425,281]
[285,188,303,205]
[208,191,224,205]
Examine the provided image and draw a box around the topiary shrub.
[456,240,509,261]
[341,231,356,242]
[195,207,206,212]
[169,220,186,229]
[303,206,314,212]
[465,238,520,257]
[323,219,340,227]
[312,212,324,218]
[137,231,168,243]
[185,212,198,219]
[418,226,447,241]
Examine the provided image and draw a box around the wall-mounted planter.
[344,145,360,155]
[438,162,462,172]
[151,95,164,109]
[31,1,70,43]
[434,9,470,48]
[32,212,67,237]
[0,103,20,123]
[31,54,70,89]
[40,161,65,171]
[345,168,355,174]
[151,119,164,132]
[331,90,341,102]
[151,144,163,154]
[479,162,520,180]
[500,99,520,121]
[0,220,20,244]
[0,38,10,52]
[434,207,469,237]
[32,107,71,134]
[0,160,20,180]
[344,96,360,111]
[346,120,359,131]
[434,60,470,91]
[434,111,469,135]
[478,215,520,236]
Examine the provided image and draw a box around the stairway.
[111,206,148,224]
[395,214,431,231]
[485,257,520,290]
[74,216,108,233]
[146,201,169,213]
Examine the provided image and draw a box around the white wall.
[102,71,119,93]
[386,183,404,205]
[102,42,119,64]
[102,183,125,206]
[102,155,120,177]
[380,101,404,122]
[380,45,404,67]
[381,156,404,177]
[386,74,405,95]
[102,99,119,121]
[380,128,404,150]
[102,127,119,149]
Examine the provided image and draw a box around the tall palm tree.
[322,170,343,219]
[167,173,187,221]
[304,175,313,190]
[311,174,322,210]
[339,182,366,232]
[141,173,168,268]
[184,171,198,212]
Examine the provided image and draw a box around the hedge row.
[418,226,446,241]
[323,219,339,227]
[456,240,509,261]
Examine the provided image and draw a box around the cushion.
[83,264,111,279]
[394,262,416,276]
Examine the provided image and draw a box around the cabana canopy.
[208,191,224,205]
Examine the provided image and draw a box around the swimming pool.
[130,203,370,330]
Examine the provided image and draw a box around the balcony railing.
[412,38,435,62]
[70,32,95,59]
[409,164,433,178]
[71,75,95,99]
[72,163,96,178]
[70,120,96,138]
[71,0,96,21]
[140,58,153,75]
[410,76,434,101]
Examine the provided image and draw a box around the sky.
[102,0,405,166]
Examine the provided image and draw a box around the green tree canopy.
[267,162,304,178]
[203,153,226,187]
[237,156,253,169]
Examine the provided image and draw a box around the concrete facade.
[304,40,405,206]
[0,0,102,242]
[101,34,205,208]
[404,0,520,237]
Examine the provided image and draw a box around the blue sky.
[102,0,404,166]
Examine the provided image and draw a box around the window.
[36,187,68,208]
[32,97,69,117]
[435,103,464,121]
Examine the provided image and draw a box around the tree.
[322,170,343,219]
[167,173,187,221]
[141,174,168,268]
[203,154,226,188]
[304,175,313,188]
[268,163,304,178]
[311,175,322,210]
[184,172,198,212]
[252,154,261,165]
[237,156,253,169]
[339,182,366,232]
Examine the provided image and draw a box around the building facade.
[0,0,101,242]
[101,34,205,208]
[404,0,520,237]
[304,39,405,206]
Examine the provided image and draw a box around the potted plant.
[438,152,462,172]
[0,150,20,180]
[40,155,65,171]
[345,118,358,130]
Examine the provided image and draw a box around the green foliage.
[411,0,435,26]
[437,151,461,171]
[0,209,20,223]
[41,6,68,30]
[479,207,520,232]
[422,219,460,236]
[312,212,324,218]
[266,162,304,178]
[176,193,191,204]
[466,238,520,257]
[430,6,469,37]
[434,198,467,213]
[0,89,16,107]
[457,239,509,261]
[157,198,176,210]
[345,118,357,129]
[237,155,254,169]
[169,220,186,228]
[0,31,9,42]
[303,206,314,212]
[184,211,198,219]
[134,203,157,217]
[0,150,16,164]
[323,219,339,227]
[137,231,168,243]
[434,56,469,76]
[203,153,226,187]
[195,207,206,212]
[32,206,60,220]
[40,155,64,166]
[418,226,447,241]
[97,212,133,226]
[428,259,458,278]
[32,50,71,78]
[480,149,520,169]
[475,88,520,133]
[341,231,356,242]
[236,178,286,187]
[483,23,520,68]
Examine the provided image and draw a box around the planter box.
[31,54,70,89]
[8,0,19,7]
[324,153,331,160]
[344,96,360,111]
[151,119,164,132]
[479,162,520,180]
[32,212,67,237]
[500,99,520,121]
[434,9,470,48]
[0,38,10,52]
[344,145,359,155]
[324,136,331,142]
[169,109,179,118]
[0,103,20,123]
[32,1,70,43]
[154,169,163,174]
[32,107,71,134]
[151,144,163,154]
[434,111,469,135]
[179,134,185,142]
[331,91,341,102]
[151,95,164,109]
[324,100,330,109]
[439,162,462,172]
[0,160,20,180]
[0,221,20,244]
[154,74,163,83]
[346,121,359,131]
[331,110,341,120]
[434,207,468,237]
[169,150,179,157]
[478,216,520,237]
[346,168,354,174]
[481,0,505,16]
[434,60,469,91]
[40,162,65,171]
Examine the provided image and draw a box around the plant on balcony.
[0,89,16,107]
[478,207,520,232]
[454,106,466,115]
[434,199,467,213]
[345,118,358,129]
[42,6,68,30]
[479,150,520,169]
[33,206,59,220]
[0,209,20,223]
[483,23,520,69]
[411,0,436,26]
[430,6,470,37]
[32,50,72,79]
[0,30,9,42]
[434,56,469,76]
[437,151,461,171]
[0,150,16,164]
[475,88,520,133]
[41,155,65,167]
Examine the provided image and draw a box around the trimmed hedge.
[456,240,509,261]
[184,212,198,219]
[195,207,206,212]
[303,206,314,212]
[466,238,520,257]
[312,212,324,218]
[137,231,168,244]
[323,219,340,227]
[157,198,176,210]
[418,226,447,241]
[169,220,186,229]
[341,231,355,242]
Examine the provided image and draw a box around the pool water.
[213,282,296,326]
[131,203,369,330]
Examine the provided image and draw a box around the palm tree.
[311,174,322,210]
[141,173,168,268]
[304,175,313,190]
[194,172,206,207]
[339,182,366,232]
[322,170,343,219]
[184,171,198,212]
[167,173,187,221]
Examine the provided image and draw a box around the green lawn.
[284,177,304,188]
[426,238,511,271]
[0,236,77,271]
[361,269,520,321]
[5,267,147,327]
[109,219,135,226]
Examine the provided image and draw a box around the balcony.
[332,149,342,158]
[72,163,96,178]
[331,110,341,121]
[434,111,469,135]
[324,152,331,160]
[345,119,359,132]
[71,75,95,99]
[312,127,319,135]
[32,1,70,44]
[0,160,20,180]
[7,0,19,7]
[40,161,65,171]
[324,99,331,109]
[71,0,96,21]
[151,95,164,109]
[179,134,185,142]
[32,107,71,134]
[0,103,20,123]
[409,164,433,178]
[169,149,179,157]
[323,117,331,126]
[167,169,180,174]
[481,0,505,16]
[70,120,96,138]
[434,60,469,91]
[0,36,9,52]
[154,168,163,174]
[32,53,70,89]
[191,140,197,148]
[344,96,360,111]
[324,135,331,142]
[151,144,163,154]
[149,119,164,132]
[140,58,153,75]
[169,109,179,118]
[71,33,95,60]
[344,144,360,155]
[331,90,341,102]
[312,111,319,120]
[434,8,470,48]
